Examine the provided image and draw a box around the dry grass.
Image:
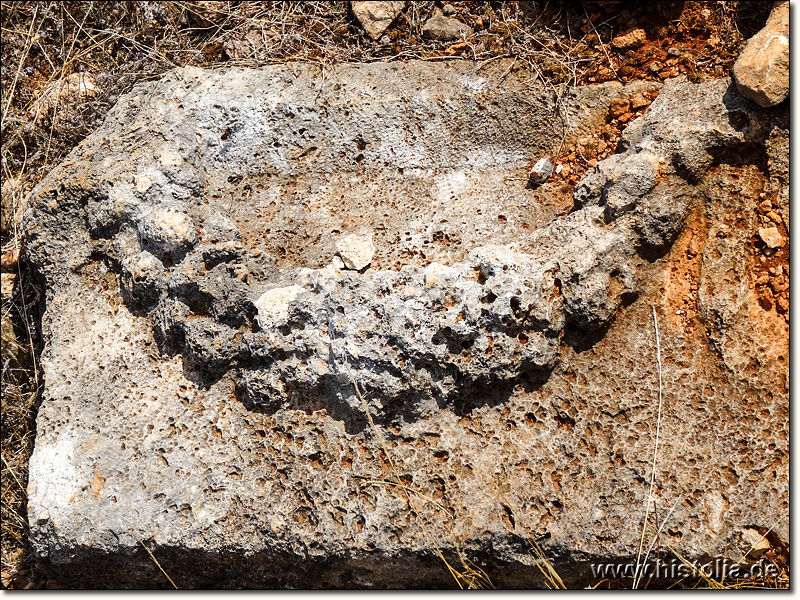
[0,0,776,589]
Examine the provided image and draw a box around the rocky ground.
[0,0,787,589]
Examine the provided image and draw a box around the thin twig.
[633,306,664,589]
[582,5,617,77]
[636,495,682,589]
[137,539,178,589]
[1,453,26,494]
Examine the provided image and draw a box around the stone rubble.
[254,285,309,328]
[758,226,784,249]
[610,28,646,51]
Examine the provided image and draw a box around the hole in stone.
[433,450,449,462]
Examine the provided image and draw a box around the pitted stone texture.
[137,205,198,264]
[733,0,789,107]
[237,244,566,418]
[22,61,659,286]
[22,64,787,588]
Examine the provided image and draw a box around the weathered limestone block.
[23,63,787,588]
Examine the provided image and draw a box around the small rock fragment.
[424,262,454,287]
[629,93,650,111]
[330,255,346,270]
[254,285,307,328]
[733,0,789,107]
[0,272,14,301]
[120,251,165,307]
[0,273,22,372]
[336,233,375,270]
[769,276,788,294]
[529,157,553,185]
[29,72,98,125]
[608,97,631,119]
[766,210,782,224]
[422,8,473,41]
[1,248,19,271]
[351,1,407,41]
[740,528,771,559]
[759,226,784,249]
[611,28,646,51]
[757,286,774,310]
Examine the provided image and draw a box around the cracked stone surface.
[23,61,788,588]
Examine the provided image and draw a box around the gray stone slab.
[23,62,787,588]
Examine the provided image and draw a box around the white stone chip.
[424,262,454,287]
[740,528,771,559]
[351,1,407,41]
[336,233,375,271]
[254,285,307,328]
[529,157,553,184]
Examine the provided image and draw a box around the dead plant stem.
[633,305,664,589]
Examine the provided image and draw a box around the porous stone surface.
[733,0,789,107]
[23,62,787,588]
[351,1,407,41]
